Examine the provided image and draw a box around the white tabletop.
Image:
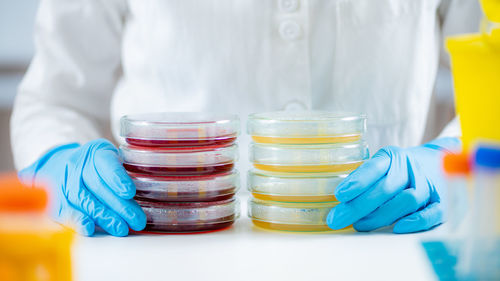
[73,194,439,281]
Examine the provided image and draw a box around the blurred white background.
[0,0,38,171]
[0,0,456,172]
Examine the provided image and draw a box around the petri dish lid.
[247,111,366,144]
[248,169,347,197]
[249,141,369,166]
[119,144,238,167]
[120,112,239,143]
[130,171,240,196]
[138,198,240,224]
[248,198,337,225]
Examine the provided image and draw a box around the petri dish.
[248,169,347,202]
[131,171,239,202]
[247,111,366,144]
[249,141,369,173]
[138,198,240,233]
[248,198,350,232]
[120,144,238,176]
[120,112,239,148]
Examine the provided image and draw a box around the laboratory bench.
[73,194,440,281]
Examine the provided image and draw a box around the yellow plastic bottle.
[0,174,74,281]
[446,0,500,151]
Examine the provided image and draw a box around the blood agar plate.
[248,198,350,232]
[120,144,238,176]
[138,198,239,233]
[249,142,369,173]
[248,111,366,144]
[121,112,239,147]
[131,171,239,202]
[248,170,347,202]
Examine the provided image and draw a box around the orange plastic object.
[0,173,74,281]
[0,175,47,212]
[443,153,471,175]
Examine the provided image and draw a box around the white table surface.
[73,194,440,281]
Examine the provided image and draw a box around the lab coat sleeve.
[435,0,482,139]
[10,0,127,170]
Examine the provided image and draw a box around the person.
[11,0,481,236]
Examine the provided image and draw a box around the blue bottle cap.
[474,145,500,169]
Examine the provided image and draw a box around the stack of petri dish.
[247,111,369,232]
[119,113,240,233]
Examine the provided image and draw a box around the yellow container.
[0,174,74,281]
[480,0,500,22]
[446,1,500,151]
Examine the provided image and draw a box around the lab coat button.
[279,21,301,41]
[280,0,299,12]
[284,100,307,111]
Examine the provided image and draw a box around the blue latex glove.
[19,139,146,236]
[326,137,461,233]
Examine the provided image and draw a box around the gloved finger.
[327,152,409,230]
[393,202,444,234]
[82,170,146,231]
[334,148,391,202]
[66,184,129,237]
[83,151,146,231]
[93,145,136,199]
[353,184,429,232]
[60,205,96,236]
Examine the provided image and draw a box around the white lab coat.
[11,0,482,171]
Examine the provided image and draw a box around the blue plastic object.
[474,145,500,169]
[18,139,147,236]
[326,137,461,233]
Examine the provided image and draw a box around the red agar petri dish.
[120,112,239,148]
[137,198,240,233]
[130,171,239,202]
[119,144,238,176]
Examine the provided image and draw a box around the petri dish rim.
[247,111,367,140]
[130,171,240,201]
[119,144,239,166]
[120,112,240,142]
[247,169,347,199]
[137,197,237,209]
[248,198,338,226]
[249,141,369,167]
[248,111,366,122]
[250,141,368,150]
[138,198,240,233]
[123,112,238,126]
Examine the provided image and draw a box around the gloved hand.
[326,137,461,233]
[19,139,146,236]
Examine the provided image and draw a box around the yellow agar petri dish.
[249,142,369,173]
[248,197,351,232]
[247,111,366,145]
[248,169,347,202]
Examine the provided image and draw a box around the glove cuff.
[18,143,81,187]
[422,137,462,154]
